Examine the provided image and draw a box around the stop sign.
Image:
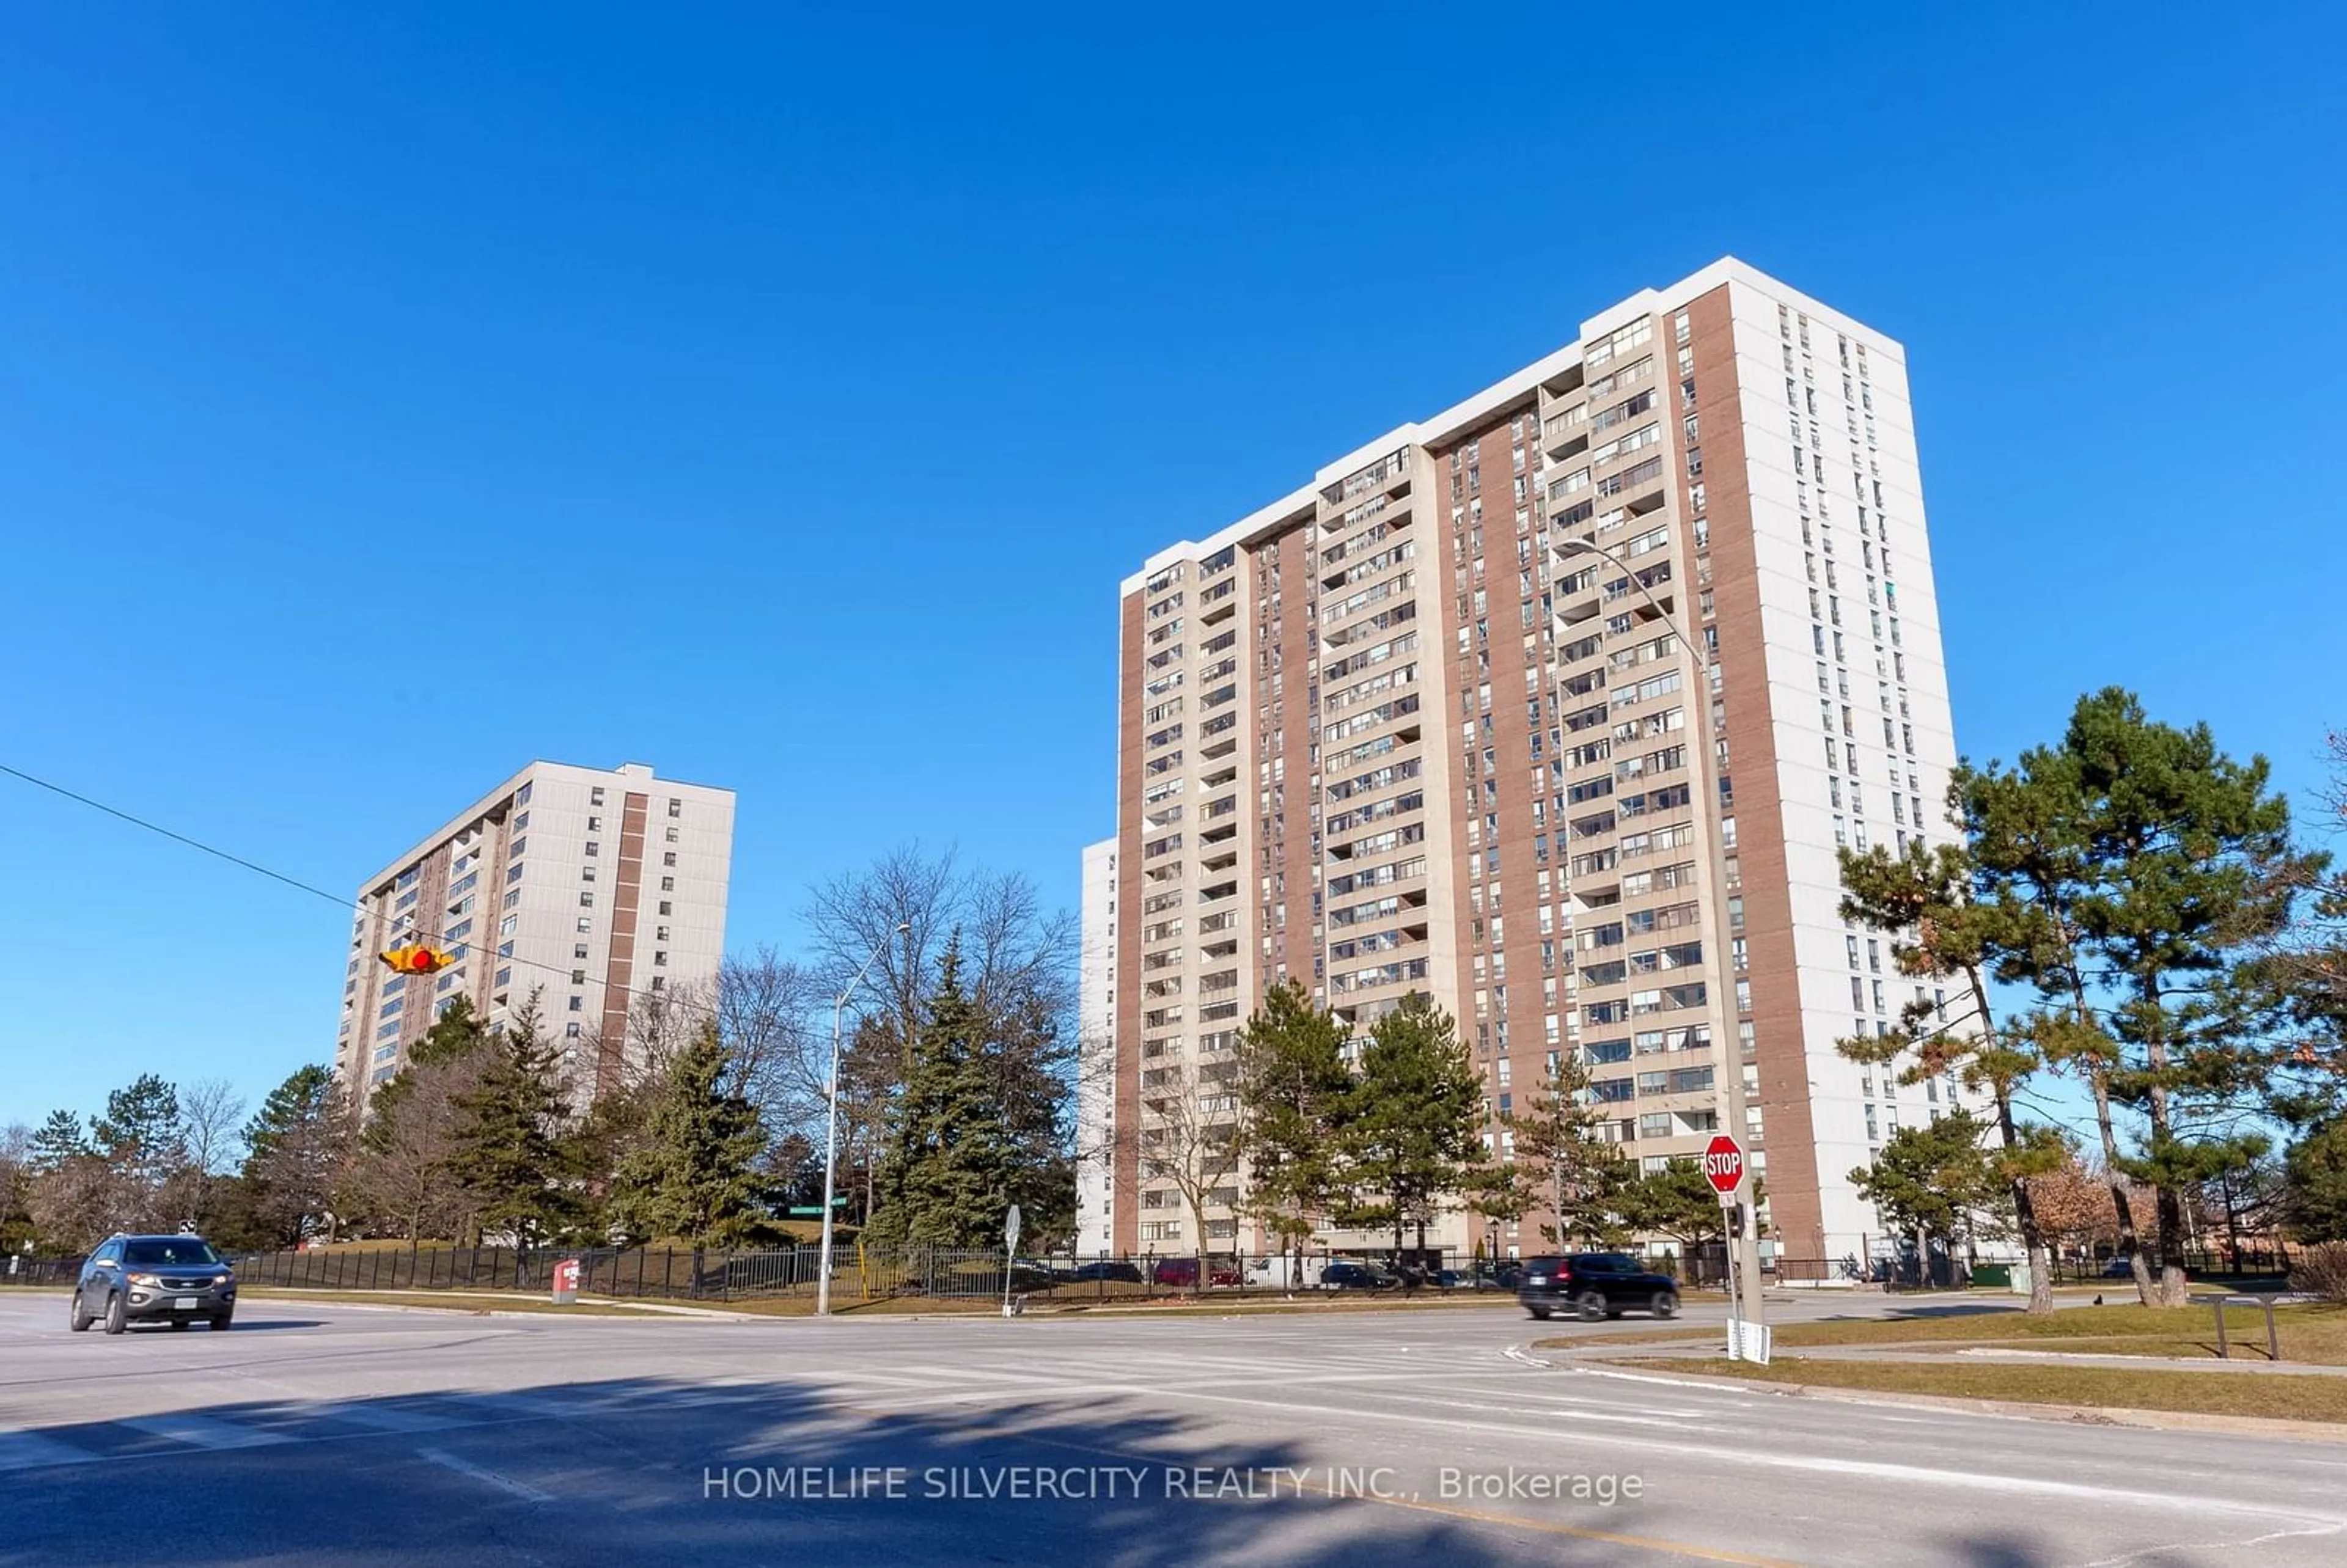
[1702,1134,1746,1196]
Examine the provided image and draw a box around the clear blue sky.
[3,5,2342,1129]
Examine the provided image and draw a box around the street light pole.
[816,921,912,1318]
[1552,536,1765,1324]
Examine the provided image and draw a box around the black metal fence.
[0,1243,1732,1305]
[16,1240,2290,1302]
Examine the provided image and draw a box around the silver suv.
[70,1234,237,1333]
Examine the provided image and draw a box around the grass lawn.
[240,1289,669,1316]
[1538,1304,2347,1363]
[1628,1357,2347,1424]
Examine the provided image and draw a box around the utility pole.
[816,921,911,1317]
[1555,538,1766,1324]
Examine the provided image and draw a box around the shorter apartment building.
[334,761,735,1108]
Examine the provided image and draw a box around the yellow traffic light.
[378,944,455,976]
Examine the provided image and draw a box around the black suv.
[1517,1252,1679,1321]
[71,1234,237,1334]
[1320,1261,1399,1291]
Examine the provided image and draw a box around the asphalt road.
[1,1289,2341,1567]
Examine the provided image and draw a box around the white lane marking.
[120,1413,287,1451]
[323,1403,464,1433]
[2081,1520,2347,1567]
[416,1446,554,1503]
[0,1432,94,1471]
[476,1392,600,1418]
[828,1376,2347,1526]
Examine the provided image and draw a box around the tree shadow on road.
[0,1374,2308,1567]
[0,1374,1658,1567]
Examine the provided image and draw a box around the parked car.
[71,1234,237,1334]
[1151,1258,1241,1288]
[1064,1260,1145,1284]
[1007,1259,1060,1292]
[2101,1255,2137,1279]
[1517,1252,1679,1321]
[1431,1269,1466,1290]
[1244,1255,1323,1289]
[1320,1261,1400,1292]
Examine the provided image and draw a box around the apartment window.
[590,787,606,806]
[499,915,518,936]
[570,969,587,985]
[516,782,534,807]
[568,995,584,1012]
[653,951,667,967]
[577,917,593,933]
[512,811,529,832]
[661,876,675,892]
[574,943,590,961]
[496,966,513,987]
[650,976,666,991]
[663,852,677,867]
[579,892,595,907]
[581,866,597,882]
[585,841,600,857]
[587,816,603,833]
[658,901,673,916]
[565,1022,582,1039]
[655,926,670,942]
[667,799,681,818]
[664,826,679,844]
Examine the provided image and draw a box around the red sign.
[1702,1134,1746,1196]
[551,1259,581,1301]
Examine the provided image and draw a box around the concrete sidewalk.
[1561,1335,2347,1376]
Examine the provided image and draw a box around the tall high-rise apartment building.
[334,761,735,1109]
[1096,258,1969,1264]
[1074,837,1119,1255]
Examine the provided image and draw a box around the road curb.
[239,1292,772,1322]
[1537,1355,2347,1444]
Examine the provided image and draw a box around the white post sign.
[1002,1204,1023,1317]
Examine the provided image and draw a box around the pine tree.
[94,1074,185,1226]
[1338,994,1482,1263]
[1233,981,1353,1258]
[447,999,575,1246]
[1963,689,2321,1305]
[1607,1160,1732,1250]
[1502,1051,1633,1248]
[1850,1109,2009,1278]
[868,943,1027,1250]
[609,1022,769,1246]
[241,1064,351,1246]
[1836,837,2063,1311]
[351,994,498,1240]
[2284,1117,2347,1244]
[28,1110,87,1173]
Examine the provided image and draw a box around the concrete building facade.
[1074,837,1119,1255]
[1093,258,1971,1265]
[334,761,735,1110]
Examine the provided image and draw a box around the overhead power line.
[0,759,678,1011]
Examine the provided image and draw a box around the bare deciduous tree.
[803,846,1080,1207]
[1138,1061,1242,1275]
[174,1077,248,1229]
